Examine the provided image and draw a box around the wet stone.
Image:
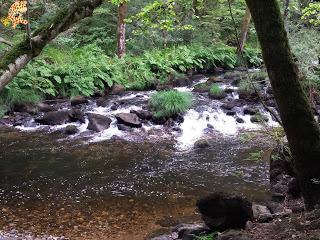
[64,125,79,135]
[252,204,273,223]
[226,111,236,116]
[194,139,210,149]
[115,113,142,128]
[197,193,253,231]
[87,113,112,132]
[71,96,89,106]
[236,118,245,124]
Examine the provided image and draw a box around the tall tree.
[245,0,320,209]
[112,0,128,58]
[238,6,251,53]
[0,0,103,92]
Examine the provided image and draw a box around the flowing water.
[0,74,277,239]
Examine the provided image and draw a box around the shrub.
[0,105,7,118]
[196,233,216,240]
[238,79,261,95]
[150,90,192,118]
[8,43,263,98]
[209,84,226,99]
[1,88,43,107]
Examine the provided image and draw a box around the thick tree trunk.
[238,7,251,53]
[117,2,127,58]
[0,0,103,92]
[245,0,320,209]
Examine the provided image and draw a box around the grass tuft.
[150,90,192,118]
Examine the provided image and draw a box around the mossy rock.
[193,81,213,93]
[224,71,246,80]
[208,76,223,82]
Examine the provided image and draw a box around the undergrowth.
[6,43,262,99]
[209,84,224,98]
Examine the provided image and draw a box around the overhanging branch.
[0,37,13,47]
[0,0,103,92]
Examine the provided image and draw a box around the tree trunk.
[0,0,103,92]
[245,0,320,210]
[117,2,127,58]
[238,7,251,53]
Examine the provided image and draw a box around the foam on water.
[12,75,279,149]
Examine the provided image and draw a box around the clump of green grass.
[150,90,192,118]
[196,233,216,240]
[208,84,226,99]
[1,88,43,107]
[0,105,8,118]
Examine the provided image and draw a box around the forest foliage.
[0,0,319,109]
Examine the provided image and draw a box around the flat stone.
[115,113,142,128]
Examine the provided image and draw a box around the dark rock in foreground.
[196,192,253,231]
[217,230,252,240]
[194,139,210,149]
[87,113,112,132]
[115,113,142,128]
[252,204,273,223]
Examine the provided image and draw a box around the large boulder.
[112,84,125,95]
[64,125,79,135]
[71,96,89,106]
[132,110,153,120]
[196,193,253,231]
[37,103,55,112]
[87,113,112,132]
[13,103,37,114]
[96,98,108,107]
[115,113,142,128]
[36,111,71,125]
[69,109,86,123]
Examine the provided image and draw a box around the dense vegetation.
[0,0,318,108]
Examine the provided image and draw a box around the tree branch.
[0,0,103,92]
[0,37,13,47]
